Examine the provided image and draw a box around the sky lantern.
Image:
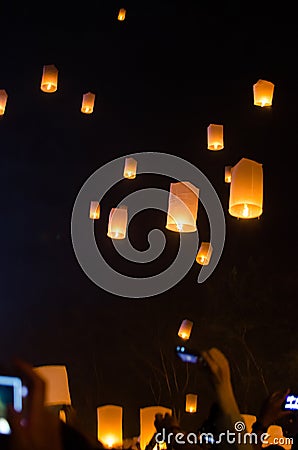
[241,414,256,434]
[228,158,263,219]
[40,64,58,93]
[264,425,291,449]
[166,182,199,232]
[118,8,126,21]
[123,157,137,179]
[253,79,274,107]
[178,319,193,340]
[185,394,197,413]
[207,124,224,150]
[89,201,100,220]
[107,205,128,239]
[225,166,232,183]
[196,242,213,265]
[81,92,95,114]
[0,90,8,115]
[140,406,172,450]
[97,405,123,448]
[33,365,71,406]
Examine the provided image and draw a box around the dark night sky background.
[1,3,298,444]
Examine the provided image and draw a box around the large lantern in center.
[253,79,274,107]
[228,158,263,219]
[97,405,123,448]
[166,182,199,232]
[207,124,224,151]
[107,205,128,239]
[40,64,58,93]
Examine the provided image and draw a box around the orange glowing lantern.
[241,414,257,434]
[196,242,213,266]
[0,90,8,115]
[118,8,126,21]
[225,166,232,183]
[228,158,263,219]
[34,365,71,406]
[166,182,199,233]
[90,201,100,220]
[97,405,123,448]
[123,157,137,179]
[185,394,197,413]
[253,79,274,107]
[264,425,291,449]
[140,406,172,450]
[178,319,193,340]
[107,205,128,239]
[207,124,224,151]
[41,64,58,93]
[81,92,95,114]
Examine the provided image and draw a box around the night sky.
[1,5,298,444]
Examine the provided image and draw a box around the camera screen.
[176,346,199,364]
[0,384,13,417]
[0,384,14,435]
[284,395,298,411]
[0,376,23,435]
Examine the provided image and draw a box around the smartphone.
[283,394,298,411]
[0,375,23,435]
[175,345,206,366]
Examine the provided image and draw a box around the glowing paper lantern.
[185,394,197,413]
[0,90,8,115]
[241,414,256,434]
[90,201,100,220]
[264,425,291,449]
[97,405,123,448]
[225,166,232,183]
[41,64,58,93]
[107,205,128,239]
[81,92,95,114]
[166,182,199,232]
[229,158,263,219]
[123,157,137,179]
[178,319,193,340]
[34,365,71,406]
[118,8,126,21]
[196,242,213,266]
[140,406,172,450]
[207,124,224,151]
[253,79,274,107]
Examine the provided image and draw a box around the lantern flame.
[242,204,249,217]
[105,436,116,448]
